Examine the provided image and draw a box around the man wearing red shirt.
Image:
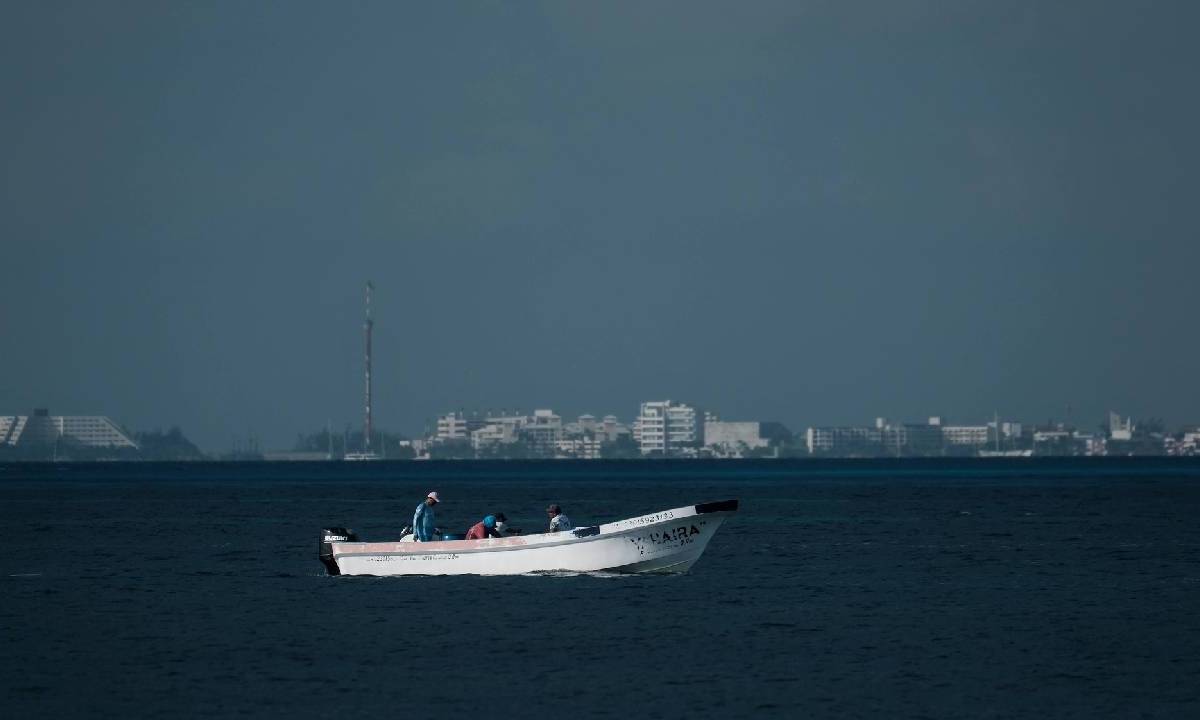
[465,514,502,540]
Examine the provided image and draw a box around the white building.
[563,414,631,443]
[941,425,989,446]
[435,412,468,442]
[1077,432,1107,456]
[521,409,563,456]
[704,421,767,455]
[556,437,603,459]
[573,414,598,434]
[1109,411,1134,441]
[599,415,631,443]
[458,412,529,451]
[470,421,520,450]
[1167,429,1200,456]
[634,401,701,455]
[806,426,882,454]
[806,421,942,455]
[2,410,137,448]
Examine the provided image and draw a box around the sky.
[2,0,1197,451]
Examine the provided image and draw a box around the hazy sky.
[2,1,1197,450]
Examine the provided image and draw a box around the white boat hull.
[322,500,737,576]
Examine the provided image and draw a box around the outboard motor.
[319,527,359,576]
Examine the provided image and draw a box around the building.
[556,437,603,459]
[704,421,767,455]
[1076,432,1106,456]
[1032,428,1078,455]
[941,425,989,446]
[1167,429,1200,456]
[2,409,137,449]
[435,413,468,442]
[470,414,526,451]
[634,401,702,455]
[433,409,629,457]
[471,422,513,451]
[806,417,944,456]
[599,415,631,443]
[880,421,943,455]
[0,416,23,446]
[806,425,883,455]
[570,414,598,435]
[1109,411,1134,441]
[521,409,563,456]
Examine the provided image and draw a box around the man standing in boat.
[546,504,573,533]
[413,491,440,542]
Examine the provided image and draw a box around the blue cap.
[483,515,497,529]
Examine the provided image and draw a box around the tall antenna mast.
[364,280,374,451]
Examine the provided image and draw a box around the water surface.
[2,458,1199,718]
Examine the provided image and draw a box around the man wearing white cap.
[413,491,441,542]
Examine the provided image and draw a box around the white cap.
[427,491,441,503]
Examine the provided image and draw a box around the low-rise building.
[807,417,945,456]
[599,415,631,443]
[1076,432,1106,456]
[1166,429,1200,456]
[1109,411,1134,441]
[888,422,942,455]
[941,425,989,446]
[471,421,517,450]
[556,437,603,459]
[705,421,767,456]
[435,412,468,442]
[806,425,884,455]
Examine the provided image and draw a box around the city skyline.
[3,401,1193,459]
[2,2,1197,451]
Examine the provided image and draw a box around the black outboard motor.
[319,527,359,576]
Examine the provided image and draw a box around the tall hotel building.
[633,401,701,455]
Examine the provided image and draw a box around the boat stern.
[319,527,358,575]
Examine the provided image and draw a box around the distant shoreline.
[3,455,1199,483]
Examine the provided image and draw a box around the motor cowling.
[319,527,359,576]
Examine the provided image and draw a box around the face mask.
[494,521,507,533]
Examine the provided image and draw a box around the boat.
[319,499,738,576]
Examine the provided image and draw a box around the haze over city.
[3,1,1197,451]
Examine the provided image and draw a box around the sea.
[2,458,1199,718]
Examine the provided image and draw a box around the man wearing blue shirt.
[413,491,441,541]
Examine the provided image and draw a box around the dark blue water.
[3,458,1199,718]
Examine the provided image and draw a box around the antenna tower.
[364,281,374,451]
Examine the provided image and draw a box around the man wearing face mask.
[492,513,519,535]
[489,511,508,535]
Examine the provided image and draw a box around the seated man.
[546,504,573,533]
[492,512,519,535]
[465,514,502,540]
